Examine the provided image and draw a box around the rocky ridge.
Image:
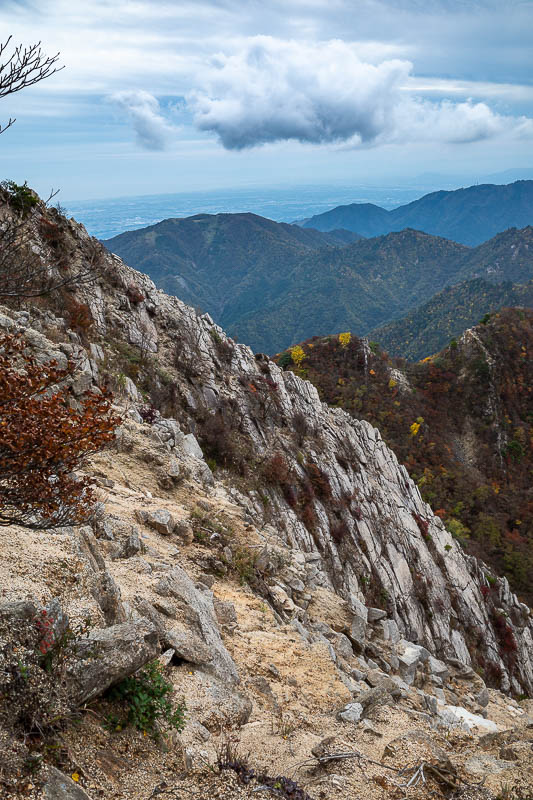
[1,198,533,798]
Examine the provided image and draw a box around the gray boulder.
[0,600,37,621]
[154,566,239,685]
[358,686,394,716]
[136,508,175,535]
[66,619,159,704]
[398,641,429,685]
[113,528,143,559]
[182,433,204,459]
[164,630,214,665]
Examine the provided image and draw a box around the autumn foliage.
[276,309,533,603]
[0,333,120,529]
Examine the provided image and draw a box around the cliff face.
[16,205,527,697]
[4,195,533,797]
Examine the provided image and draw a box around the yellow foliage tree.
[291,346,306,367]
[339,332,351,348]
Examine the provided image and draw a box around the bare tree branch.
[0,35,64,134]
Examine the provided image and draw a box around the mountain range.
[105,213,533,353]
[299,180,533,245]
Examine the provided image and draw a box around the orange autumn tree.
[0,333,120,529]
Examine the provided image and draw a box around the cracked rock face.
[2,203,532,697]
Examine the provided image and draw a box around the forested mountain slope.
[105,210,533,354]
[371,278,533,360]
[277,309,533,603]
[103,212,359,322]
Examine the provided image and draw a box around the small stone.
[337,702,363,724]
[174,520,194,545]
[168,458,181,479]
[312,736,336,758]
[222,546,233,564]
[358,687,393,716]
[476,687,490,708]
[499,745,518,761]
[214,599,238,629]
[359,719,383,736]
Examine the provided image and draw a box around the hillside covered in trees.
[276,309,533,603]
[371,277,533,360]
[105,217,533,353]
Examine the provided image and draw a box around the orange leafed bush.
[0,333,121,529]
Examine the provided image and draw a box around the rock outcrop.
[2,196,533,798]
[1,198,531,696]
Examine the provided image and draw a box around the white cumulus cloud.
[109,90,176,150]
[188,37,533,149]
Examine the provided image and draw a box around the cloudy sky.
[1,0,532,200]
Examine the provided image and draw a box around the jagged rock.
[164,630,214,665]
[367,608,387,622]
[428,655,449,679]
[337,702,363,724]
[398,641,430,685]
[66,619,159,704]
[113,528,143,559]
[358,687,394,716]
[153,419,183,448]
[476,687,490,708]
[168,458,181,479]
[43,767,93,799]
[159,648,175,667]
[5,202,533,698]
[95,518,115,541]
[334,633,354,660]
[73,528,125,625]
[136,508,175,535]
[365,669,400,695]
[153,566,239,684]
[422,693,438,714]
[437,705,499,732]
[123,376,142,402]
[182,433,204,459]
[269,585,297,615]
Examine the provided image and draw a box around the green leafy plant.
[1,180,38,216]
[106,660,185,738]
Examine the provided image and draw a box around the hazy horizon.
[1,1,532,202]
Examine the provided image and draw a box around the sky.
[1,0,532,201]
